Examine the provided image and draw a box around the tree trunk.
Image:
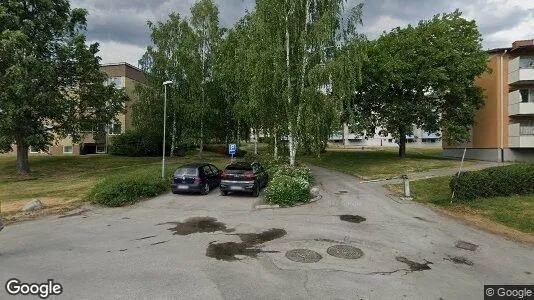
[170,115,177,157]
[254,128,258,155]
[16,139,30,175]
[285,8,296,167]
[274,131,278,160]
[199,83,205,160]
[398,127,407,157]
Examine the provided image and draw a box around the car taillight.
[194,176,202,184]
[244,172,255,180]
[220,171,229,180]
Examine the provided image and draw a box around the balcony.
[508,57,534,85]
[508,90,534,116]
[509,123,534,148]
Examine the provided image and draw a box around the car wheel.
[201,183,210,195]
[172,190,180,195]
[220,190,228,196]
[252,185,260,197]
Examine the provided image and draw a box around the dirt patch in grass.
[1,198,83,225]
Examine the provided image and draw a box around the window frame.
[96,144,107,154]
[63,145,74,154]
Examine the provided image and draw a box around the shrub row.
[450,164,534,201]
[108,131,196,157]
[86,170,169,207]
[265,162,315,207]
[108,131,163,157]
[203,144,247,157]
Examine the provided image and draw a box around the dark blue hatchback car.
[172,163,222,195]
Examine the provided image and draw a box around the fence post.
[402,175,411,198]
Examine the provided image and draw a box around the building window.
[96,144,107,154]
[29,147,39,154]
[107,123,122,135]
[63,145,74,154]
[520,89,529,103]
[520,57,534,69]
[105,77,125,88]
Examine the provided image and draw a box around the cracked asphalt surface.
[1,166,533,299]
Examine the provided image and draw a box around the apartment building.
[31,62,147,155]
[329,124,442,148]
[444,39,534,162]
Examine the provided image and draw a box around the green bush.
[108,131,163,157]
[273,164,315,185]
[265,175,310,207]
[86,171,169,207]
[450,164,534,201]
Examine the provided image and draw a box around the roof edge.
[101,62,144,73]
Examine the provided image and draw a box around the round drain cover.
[285,249,323,263]
[327,245,364,259]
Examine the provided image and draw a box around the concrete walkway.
[0,166,532,299]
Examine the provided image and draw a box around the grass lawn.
[302,147,473,180]
[0,152,229,206]
[387,176,534,234]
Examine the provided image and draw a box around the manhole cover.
[285,249,323,263]
[327,245,364,259]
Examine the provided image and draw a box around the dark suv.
[172,163,221,195]
[220,162,268,197]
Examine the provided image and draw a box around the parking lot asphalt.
[1,166,533,299]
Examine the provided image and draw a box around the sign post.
[229,144,237,163]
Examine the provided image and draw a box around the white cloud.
[92,41,146,66]
[363,15,409,39]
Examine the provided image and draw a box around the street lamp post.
[162,80,173,179]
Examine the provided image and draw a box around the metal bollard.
[402,175,411,198]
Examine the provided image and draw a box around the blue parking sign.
[229,144,237,155]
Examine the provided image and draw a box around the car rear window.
[226,164,253,171]
[174,168,198,176]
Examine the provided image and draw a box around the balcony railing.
[520,125,534,136]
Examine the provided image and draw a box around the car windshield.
[174,168,198,176]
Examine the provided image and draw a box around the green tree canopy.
[0,0,127,174]
[356,10,488,157]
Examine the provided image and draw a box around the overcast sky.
[71,0,534,67]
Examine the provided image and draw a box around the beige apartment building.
[444,39,534,162]
[26,62,147,156]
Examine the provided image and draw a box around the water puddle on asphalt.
[159,217,235,235]
[339,215,366,223]
[150,241,169,246]
[135,235,157,241]
[235,229,287,244]
[395,256,432,271]
[445,255,473,266]
[206,228,286,261]
[455,240,479,251]
[58,209,91,219]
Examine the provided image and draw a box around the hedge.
[86,171,169,207]
[265,175,310,207]
[108,131,164,157]
[203,144,247,157]
[450,164,534,201]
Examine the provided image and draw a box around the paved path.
[1,166,532,299]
